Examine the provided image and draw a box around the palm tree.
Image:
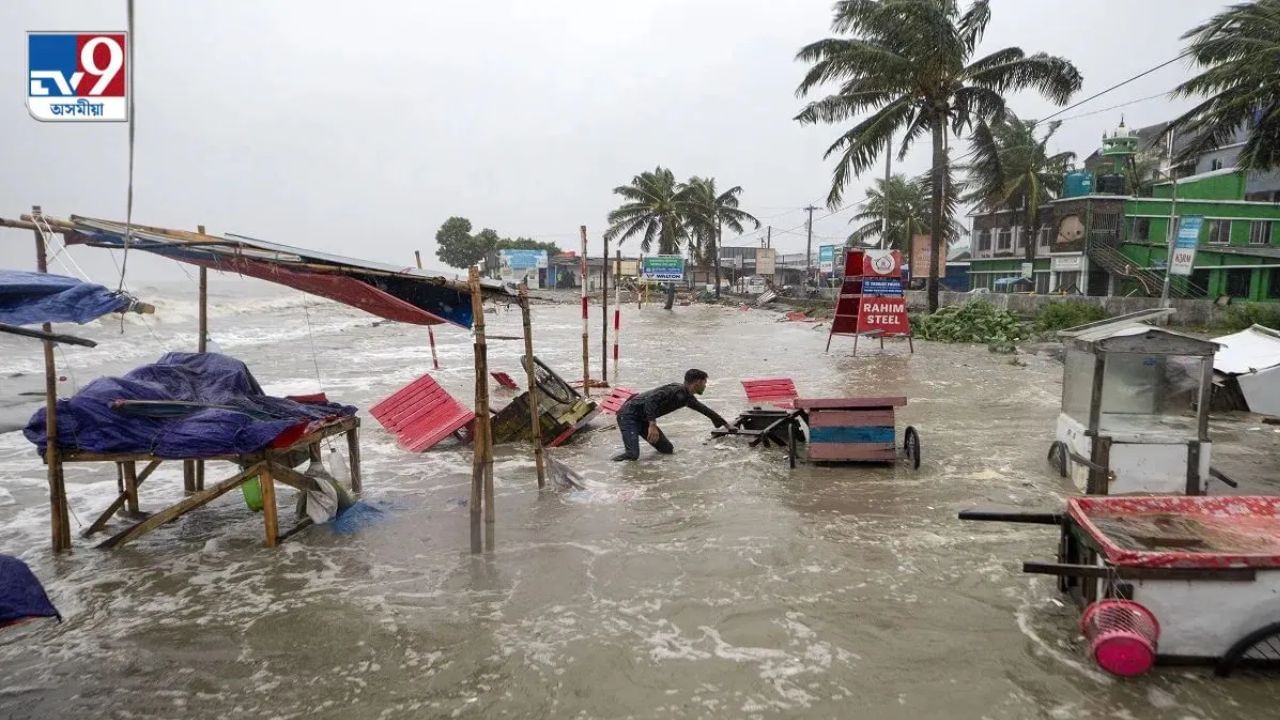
[604,167,687,254]
[605,167,688,309]
[1168,0,1280,171]
[794,0,1081,311]
[963,114,1074,268]
[680,177,761,298]
[847,174,929,251]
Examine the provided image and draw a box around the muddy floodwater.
[3,283,1280,719]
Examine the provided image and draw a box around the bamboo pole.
[415,251,441,370]
[195,224,207,492]
[468,268,495,549]
[579,226,590,397]
[601,233,609,384]
[32,206,71,552]
[518,283,546,489]
[613,250,621,383]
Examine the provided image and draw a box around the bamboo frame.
[519,283,547,489]
[468,267,495,552]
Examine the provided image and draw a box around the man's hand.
[646,422,660,444]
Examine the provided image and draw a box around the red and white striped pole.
[613,249,621,381]
[579,225,590,397]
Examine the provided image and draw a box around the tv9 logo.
[27,32,128,122]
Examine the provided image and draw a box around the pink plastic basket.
[1080,600,1160,677]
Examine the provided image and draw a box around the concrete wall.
[904,290,1232,327]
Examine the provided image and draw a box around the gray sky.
[1,0,1228,281]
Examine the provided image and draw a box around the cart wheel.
[1047,441,1069,478]
[1216,622,1280,676]
[903,426,921,470]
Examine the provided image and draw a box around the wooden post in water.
[613,250,621,383]
[518,282,546,488]
[191,224,208,493]
[579,226,590,397]
[415,250,440,370]
[601,233,609,385]
[31,205,70,552]
[468,267,495,549]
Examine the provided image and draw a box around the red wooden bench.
[491,371,520,390]
[370,374,475,452]
[741,377,799,409]
[598,386,636,415]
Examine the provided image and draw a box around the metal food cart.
[1047,312,1223,495]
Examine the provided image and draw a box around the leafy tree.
[963,113,1074,266]
[680,177,760,298]
[1169,0,1280,171]
[434,217,489,269]
[495,236,562,256]
[794,0,1081,311]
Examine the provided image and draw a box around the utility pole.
[882,134,892,250]
[1160,128,1179,309]
[766,226,772,248]
[804,206,818,283]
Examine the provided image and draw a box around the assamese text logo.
[27,32,128,122]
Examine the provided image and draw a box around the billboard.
[819,245,838,274]
[498,249,547,288]
[641,255,685,282]
[755,247,776,275]
[1169,215,1202,277]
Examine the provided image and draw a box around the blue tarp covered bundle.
[0,555,59,628]
[0,269,131,325]
[24,352,356,458]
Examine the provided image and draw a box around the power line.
[1043,55,1184,122]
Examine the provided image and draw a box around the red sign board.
[861,250,901,277]
[855,296,909,335]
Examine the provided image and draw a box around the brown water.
[2,289,1278,719]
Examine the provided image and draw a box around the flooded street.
[3,285,1280,719]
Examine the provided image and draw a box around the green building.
[967,121,1280,301]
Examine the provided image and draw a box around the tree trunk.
[927,120,946,313]
[714,220,722,299]
[664,282,676,310]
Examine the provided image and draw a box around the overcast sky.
[1,0,1229,281]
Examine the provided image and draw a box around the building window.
[1206,219,1232,245]
[1016,227,1028,251]
[1132,217,1151,242]
[1250,221,1272,246]
[1226,268,1251,298]
[997,228,1012,251]
[1039,225,1052,249]
[977,229,991,252]
[1211,158,1224,171]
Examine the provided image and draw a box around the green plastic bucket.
[241,476,263,512]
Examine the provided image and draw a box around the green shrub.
[1035,301,1108,332]
[914,301,1028,348]
[1218,302,1280,333]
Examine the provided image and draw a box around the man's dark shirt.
[622,383,727,427]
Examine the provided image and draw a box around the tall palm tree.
[605,167,688,309]
[963,114,1075,267]
[604,167,687,255]
[1169,0,1280,171]
[681,177,761,298]
[794,0,1081,311]
[846,174,929,250]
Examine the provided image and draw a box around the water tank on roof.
[1096,173,1127,195]
[1063,170,1094,198]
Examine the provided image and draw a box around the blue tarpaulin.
[24,352,356,458]
[0,555,59,628]
[0,270,131,326]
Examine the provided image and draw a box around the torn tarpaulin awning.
[0,554,59,628]
[66,216,510,329]
[0,269,134,326]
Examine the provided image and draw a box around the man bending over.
[612,369,727,461]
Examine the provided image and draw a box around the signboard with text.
[1169,215,1202,277]
[855,296,910,335]
[641,255,685,282]
[819,245,838,274]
